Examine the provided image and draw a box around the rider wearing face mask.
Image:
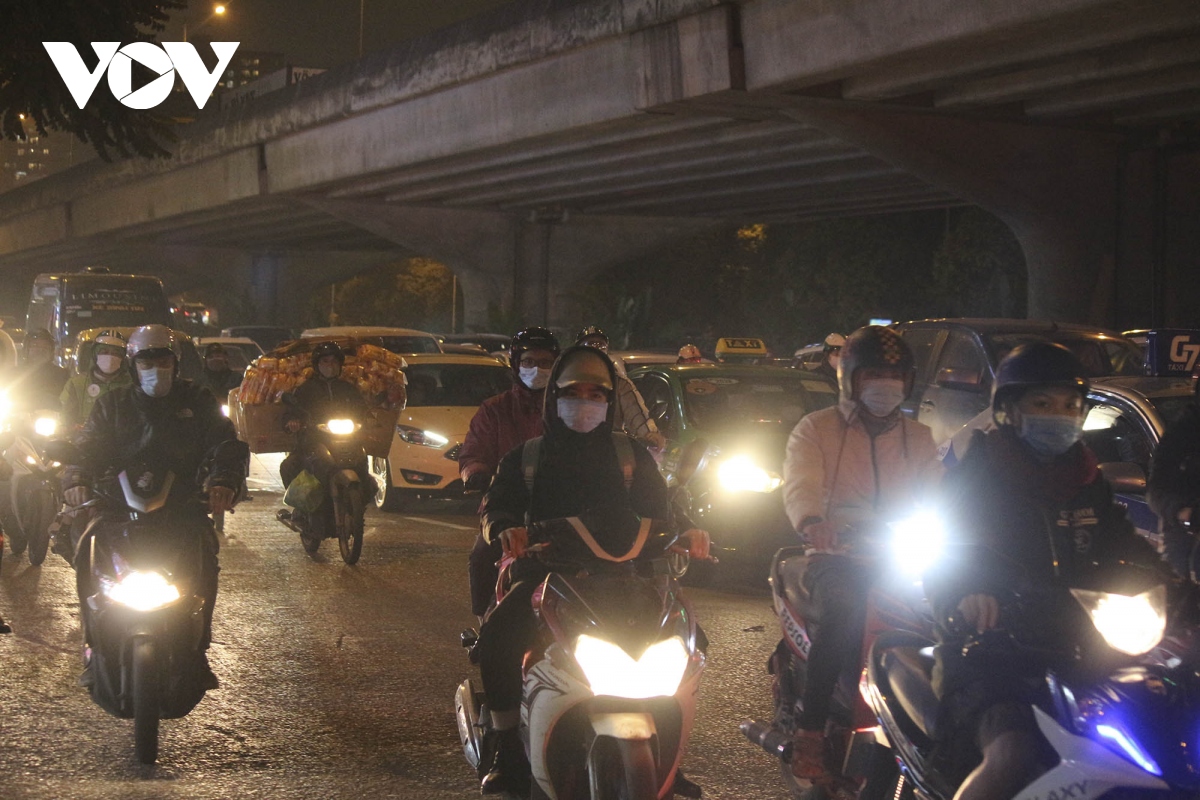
[926,341,1165,800]
[458,327,560,619]
[472,346,671,794]
[194,343,245,401]
[278,341,377,508]
[781,325,941,789]
[62,324,245,688]
[59,330,133,430]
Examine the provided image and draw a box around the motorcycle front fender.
[332,469,359,488]
[589,711,656,741]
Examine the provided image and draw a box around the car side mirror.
[936,367,984,391]
[1098,461,1146,494]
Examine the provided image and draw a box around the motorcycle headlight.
[396,425,449,448]
[889,507,946,580]
[101,571,181,612]
[1071,585,1167,656]
[717,455,782,493]
[220,404,230,418]
[34,416,57,437]
[325,418,356,435]
[1094,721,1163,776]
[574,635,689,699]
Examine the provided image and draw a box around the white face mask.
[519,366,551,390]
[137,366,173,397]
[96,354,122,375]
[858,378,906,417]
[557,398,608,433]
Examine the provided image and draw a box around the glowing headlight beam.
[102,571,181,612]
[890,507,947,580]
[34,416,58,436]
[574,635,689,699]
[717,455,782,493]
[326,418,356,435]
[1071,585,1167,656]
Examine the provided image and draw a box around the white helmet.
[126,324,179,363]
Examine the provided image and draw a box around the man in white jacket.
[782,325,941,787]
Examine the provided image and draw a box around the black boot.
[480,728,530,796]
[0,614,11,635]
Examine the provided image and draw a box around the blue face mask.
[1019,414,1083,458]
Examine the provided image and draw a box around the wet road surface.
[0,455,788,799]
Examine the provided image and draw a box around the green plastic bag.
[283,470,324,514]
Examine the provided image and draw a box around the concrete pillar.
[781,103,1124,325]
[298,197,713,333]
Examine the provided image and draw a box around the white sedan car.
[370,353,513,510]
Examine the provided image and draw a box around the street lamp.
[184,3,229,42]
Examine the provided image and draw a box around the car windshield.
[379,335,441,355]
[404,363,512,407]
[682,373,838,431]
[985,334,1144,377]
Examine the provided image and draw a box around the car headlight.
[1071,585,1167,656]
[396,424,450,448]
[717,455,782,493]
[574,635,689,699]
[889,507,946,580]
[325,418,357,435]
[34,416,58,437]
[101,571,181,612]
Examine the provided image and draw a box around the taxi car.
[628,362,838,577]
[370,353,511,510]
[714,337,771,365]
[894,317,1144,444]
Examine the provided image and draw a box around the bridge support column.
[299,198,713,332]
[782,103,1125,325]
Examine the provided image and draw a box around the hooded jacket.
[480,346,669,566]
[782,397,940,533]
[458,381,545,484]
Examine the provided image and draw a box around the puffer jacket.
[458,384,545,484]
[783,398,940,532]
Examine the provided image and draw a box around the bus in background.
[25,267,172,368]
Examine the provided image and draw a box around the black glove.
[464,471,490,493]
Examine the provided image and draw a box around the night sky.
[163,0,517,69]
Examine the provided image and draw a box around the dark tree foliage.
[0,0,186,161]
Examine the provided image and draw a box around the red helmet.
[677,344,703,364]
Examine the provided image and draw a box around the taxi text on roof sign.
[1145,330,1200,376]
[715,338,768,355]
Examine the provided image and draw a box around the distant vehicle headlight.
[102,571,181,612]
[574,635,689,699]
[34,416,58,437]
[325,418,357,435]
[1071,585,1167,656]
[396,425,450,448]
[717,455,782,493]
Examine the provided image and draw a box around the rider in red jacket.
[458,327,559,618]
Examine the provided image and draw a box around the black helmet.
[576,325,609,348]
[203,342,227,358]
[837,326,914,403]
[311,340,346,372]
[509,326,560,381]
[991,341,1089,421]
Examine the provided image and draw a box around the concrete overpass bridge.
[1,0,1197,330]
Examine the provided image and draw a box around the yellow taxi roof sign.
[714,337,768,356]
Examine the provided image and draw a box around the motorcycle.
[861,551,1200,799]
[742,511,942,799]
[275,415,370,565]
[3,408,65,566]
[455,440,710,800]
[55,440,245,764]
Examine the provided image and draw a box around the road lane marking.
[402,516,476,531]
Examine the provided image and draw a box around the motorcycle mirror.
[42,439,80,464]
[673,438,709,489]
